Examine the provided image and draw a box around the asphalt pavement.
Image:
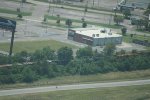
[0,79,150,96]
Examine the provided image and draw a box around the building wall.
[68,29,75,40]
[68,29,122,46]
[74,33,93,45]
[93,37,122,46]
[68,30,94,45]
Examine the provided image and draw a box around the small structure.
[68,28,122,46]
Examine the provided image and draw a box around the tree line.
[0,45,150,84]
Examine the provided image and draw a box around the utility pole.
[9,28,15,63]
[0,17,16,63]
[83,1,88,19]
[24,20,27,35]
[148,14,150,31]
[93,0,94,7]
[44,17,48,35]
[20,0,23,8]
[98,0,100,8]
[45,24,48,34]
[109,14,112,25]
[48,0,51,14]
[9,29,15,57]
[2,30,5,37]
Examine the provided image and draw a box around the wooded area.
[0,45,150,84]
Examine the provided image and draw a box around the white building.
[68,28,122,46]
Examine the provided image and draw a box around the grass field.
[119,33,150,43]
[0,40,78,53]
[0,84,150,100]
[0,69,150,90]
[136,29,150,34]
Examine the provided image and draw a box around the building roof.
[71,28,122,38]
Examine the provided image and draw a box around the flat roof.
[70,28,122,38]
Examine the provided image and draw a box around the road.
[0,79,150,96]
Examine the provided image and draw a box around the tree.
[143,3,150,31]
[42,46,56,60]
[17,13,23,19]
[21,0,26,7]
[57,47,73,65]
[131,49,137,54]
[130,34,134,38]
[0,55,9,64]
[147,3,150,9]
[103,44,116,56]
[114,15,124,25]
[32,46,56,61]
[121,27,127,36]
[82,21,87,28]
[76,46,93,58]
[0,74,15,84]
[65,19,72,28]
[43,17,47,23]
[136,19,147,30]
[116,49,126,55]
[144,9,150,16]
[122,9,131,19]
[22,67,37,83]
[13,51,29,63]
[85,6,88,12]
[56,14,60,24]
[16,8,20,12]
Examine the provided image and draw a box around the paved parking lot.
[0,0,149,54]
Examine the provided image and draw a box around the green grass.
[0,40,78,53]
[45,15,122,29]
[121,33,150,50]
[136,29,150,34]
[0,8,32,16]
[119,33,150,43]
[0,69,150,90]
[0,84,150,100]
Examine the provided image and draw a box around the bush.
[114,15,124,25]
[17,13,23,19]
[22,67,37,83]
[121,27,127,36]
[0,74,15,84]
[0,46,150,84]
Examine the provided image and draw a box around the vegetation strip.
[0,45,150,87]
[45,15,122,29]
